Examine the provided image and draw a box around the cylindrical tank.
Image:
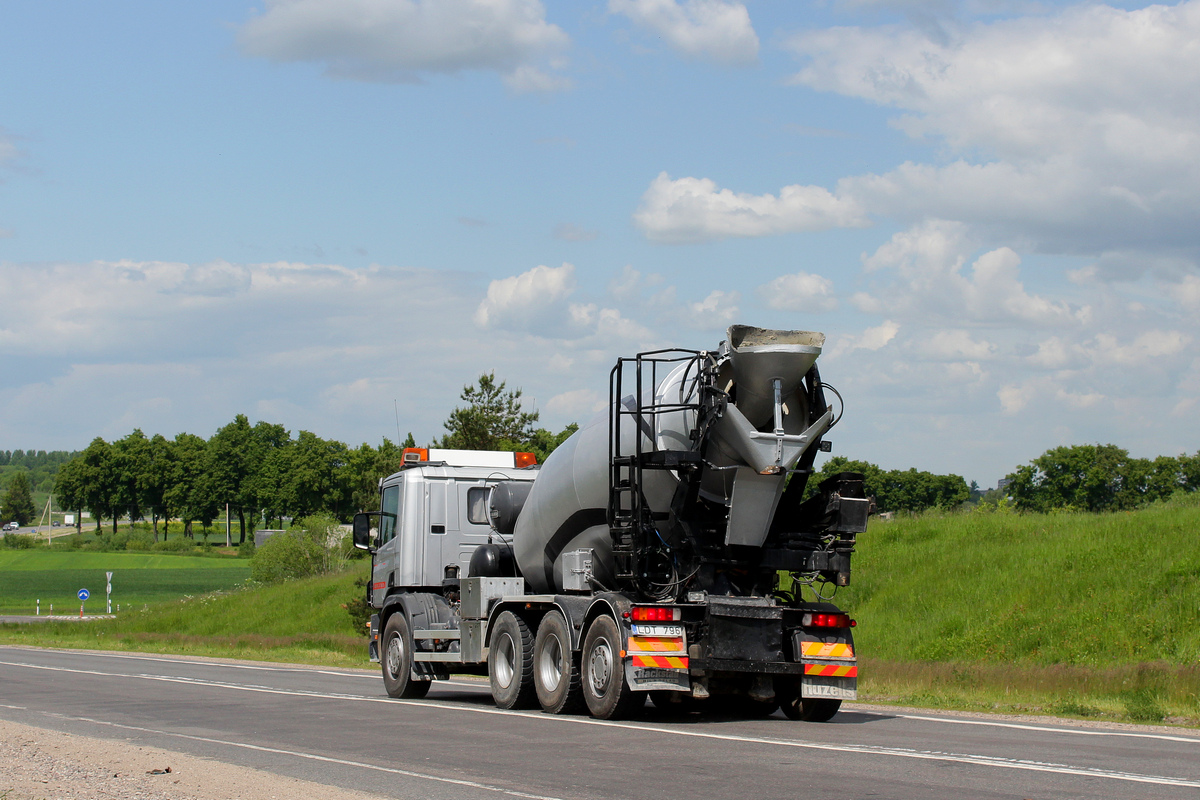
[511,325,825,593]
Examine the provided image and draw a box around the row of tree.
[806,456,971,513]
[51,374,576,541]
[1006,444,1200,513]
[0,449,78,498]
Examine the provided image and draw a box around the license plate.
[631,624,683,636]
[802,676,857,700]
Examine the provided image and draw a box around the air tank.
[511,325,831,594]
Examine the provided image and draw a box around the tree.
[1007,444,1146,512]
[165,433,217,539]
[76,438,116,532]
[804,456,969,513]
[440,373,539,451]
[54,457,86,533]
[208,415,256,543]
[1,472,36,526]
[111,430,149,534]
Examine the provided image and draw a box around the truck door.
[372,482,401,607]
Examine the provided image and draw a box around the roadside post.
[78,587,89,618]
[106,572,113,613]
[36,599,39,616]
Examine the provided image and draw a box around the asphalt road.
[1,646,1197,800]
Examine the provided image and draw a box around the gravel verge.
[0,718,392,800]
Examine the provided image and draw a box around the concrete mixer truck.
[352,325,869,721]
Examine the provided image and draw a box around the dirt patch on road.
[0,718,390,800]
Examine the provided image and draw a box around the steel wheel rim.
[538,635,563,692]
[588,636,613,695]
[494,632,515,689]
[386,635,404,680]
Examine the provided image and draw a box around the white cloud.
[238,0,570,90]
[783,1,1200,258]
[1179,275,1200,313]
[609,0,759,65]
[833,320,899,356]
[634,172,870,243]
[474,263,576,330]
[685,289,740,330]
[854,220,1086,326]
[757,271,838,313]
[921,329,992,361]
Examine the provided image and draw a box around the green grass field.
[0,550,251,615]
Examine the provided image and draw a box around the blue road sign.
[78,588,90,601]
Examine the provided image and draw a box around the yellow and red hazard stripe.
[803,663,857,677]
[627,636,684,653]
[800,641,855,659]
[631,654,689,669]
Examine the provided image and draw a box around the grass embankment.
[2,496,1198,725]
[0,562,369,666]
[842,492,1200,724]
[0,550,250,615]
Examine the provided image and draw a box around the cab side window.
[379,484,400,545]
[466,486,490,526]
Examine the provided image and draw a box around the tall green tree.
[165,432,217,539]
[111,430,149,533]
[208,414,256,543]
[53,457,86,532]
[1,471,37,526]
[440,373,539,451]
[76,437,116,532]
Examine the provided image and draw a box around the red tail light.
[802,612,854,629]
[631,606,680,622]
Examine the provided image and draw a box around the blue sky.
[2,0,1197,487]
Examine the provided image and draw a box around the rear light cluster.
[802,612,855,629]
[630,606,681,622]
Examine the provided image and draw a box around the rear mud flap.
[626,661,691,692]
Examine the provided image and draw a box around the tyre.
[533,611,585,714]
[581,615,644,720]
[798,698,841,722]
[381,613,430,699]
[489,611,537,709]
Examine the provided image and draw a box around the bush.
[342,576,372,633]
[250,515,346,584]
[2,533,36,549]
[152,537,195,552]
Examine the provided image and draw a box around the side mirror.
[352,512,374,552]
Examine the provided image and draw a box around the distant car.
[2,522,18,532]
[52,521,62,527]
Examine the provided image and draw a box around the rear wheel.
[534,611,585,714]
[381,614,430,699]
[798,698,841,722]
[581,615,644,720]
[489,611,537,709]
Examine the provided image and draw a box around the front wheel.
[489,611,537,709]
[581,615,644,720]
[381,614,430,699]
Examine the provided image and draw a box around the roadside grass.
[833,491,1200,726]
[4,495,1199,725]
[0,563,370,667]
[0,550,251,615]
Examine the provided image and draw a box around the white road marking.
[2,658,1198,789]
[41,711,568,800]
[894,713,1200,744]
